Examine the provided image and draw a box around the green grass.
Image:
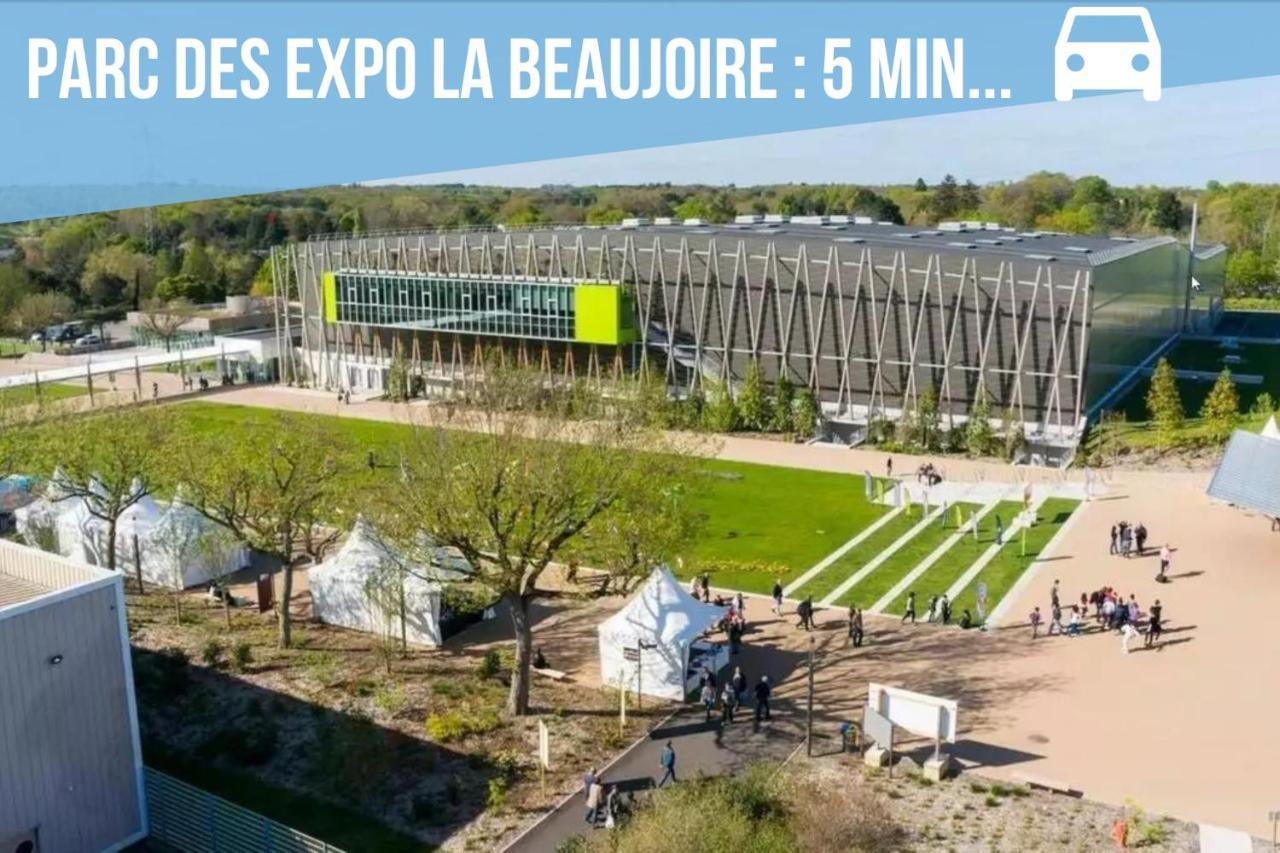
[145,741,430,852]
[790,506,920,603]
[682,460,888,593]
[833,502,981,610]
[0,382,87,406]
[156,403,890,596]
[886,500,1023,613]
[951,497,1080,618]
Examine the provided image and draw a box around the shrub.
[1250,391,1276,417]
[373,683,407,717]
[425,707,502,743]
[985,795,1001,807]
[230,641,252,672]
[200,638,224,668]
[477,648,502,679]
[486,775,509,810]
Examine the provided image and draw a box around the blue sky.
[381,75,1280,188]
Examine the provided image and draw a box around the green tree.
[81,245,154,307]
[964,387,994,457]
[770,373,796,433]
[1201,367,1240,441]
[1249,391,1275,417]
[700,379,739,433]
[391,367,702,716]
[1145,358,1184,447]
[49,407,173,577]
[735,360,769,431]
[0,263,35,334]
[137,298,193,352]
[385,343,410,401]
[909,385,942,450]
[792,387,820,438]
[181,412,358,648]
[930,174,960,220]
[179,239,218,291]
[1000,406,1027,462]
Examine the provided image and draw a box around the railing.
[145,769,345,853]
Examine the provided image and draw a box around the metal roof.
[1206,430,1280,518]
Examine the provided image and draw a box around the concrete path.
[504,637,805,852]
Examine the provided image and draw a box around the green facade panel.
[573,284,637,345]
[322,271,337,323]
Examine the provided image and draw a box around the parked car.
[71,334,102,350]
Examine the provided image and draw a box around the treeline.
[1,172,1278,337]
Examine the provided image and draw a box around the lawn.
[885,500,1023,615]
[681,460,889,594]
[790,508,918,603]
[0,381,87,406]
[165,403,889,595]
[951,497,1080,619]
[832,502,982,610]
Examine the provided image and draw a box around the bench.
[533,666,570,682]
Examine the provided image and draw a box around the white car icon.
[1055,6,1161,102]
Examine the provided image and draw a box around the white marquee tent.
[597,567,726,701]
[15,475,248,588]
[309,516,465,648]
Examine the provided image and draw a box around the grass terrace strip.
[0,382,88,406]
[952,497,1081,618]
[682,460,889,594]
[885,500,1024,615]
[790,507,923,603]
[833,502,982,610]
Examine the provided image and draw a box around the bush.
[373,683,407,717]
[477,648,502,679]
[200,638,224,668]
[425,707,502,743]
[230,641,252,672]
[486,775,509,810]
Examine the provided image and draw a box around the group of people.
[902,590,975,630]
[582,766,626,829]
[915,461,944,486]
[1109,520,1150,558]
[714,590,749,653]
[1030,579,1165,652]
[697,664,772,725]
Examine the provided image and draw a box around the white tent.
[597,567,726,701]
[1262,415,1280,441]
[128,489,250,589]
[309,516,450,647]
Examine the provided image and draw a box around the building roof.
[0,571,49,609]
[313,220,1179,270]
[598,567,725,649]
[1206,429,1280,518]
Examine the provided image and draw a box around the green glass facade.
[329,269,636,345]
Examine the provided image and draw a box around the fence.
[144,769,346,853]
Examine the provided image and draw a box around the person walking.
[902,591,917,625]
[1109,524,1119,556]
[940,594,952,626]
[657,742,677,787]
[731,666,748,704]
[1029,606,1042,639]
[754,675,772,722]
[847,605,859,646]
[585,777,604,826]
[1049,601,1063,636]
[1146,599,1163,649]
[796,596,814,631]
[735,590,745,617]
[700,681,716,722]
[926,594,939,624]
[1158,544,1171,580]
[583,766,597,798]
[1127,595,1140,626]
[1051,579,1060,611]
[994,514,1004,545]
[1121,620,1139,654]
[771,579,784,616]
[1134,522,1148,556]
[886,456,893,478]
[1067,605,1082,637]
[604,784,619,830]
[720,683,737,724]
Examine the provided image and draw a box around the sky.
[375,75,1280,189]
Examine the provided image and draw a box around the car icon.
[1055,6,1160,102]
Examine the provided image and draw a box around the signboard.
[622,647,640,662]
[862,704,893,751]
[537,720,550,770]
[868,683,958,744]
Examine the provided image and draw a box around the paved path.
[504,625,807,852]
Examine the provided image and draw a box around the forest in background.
[1,171,1279,336]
